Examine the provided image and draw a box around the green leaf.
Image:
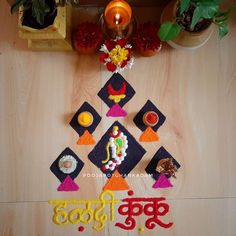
[190,6,202,29]
[217,21,229,38]
[198,5,219,19]
[196,0,223,5]
[190,3,219,30]
[213,9,232,23]
[32,0,50,25]
[11,0,27,13]
[180,0,191,14]
[158,22,182,41]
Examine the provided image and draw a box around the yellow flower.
[108,45,129,66]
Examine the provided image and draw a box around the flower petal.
[106,62,116,72]
[99,53,108,62]
[105,40,115,51]
[121,60,128,68]
[116,38,128,48]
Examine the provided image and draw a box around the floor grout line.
[0,196,236,204]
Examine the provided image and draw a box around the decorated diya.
[133,100,166,142]
[70,102,101,145]
[143,111,159,127]
[77,111,94,127]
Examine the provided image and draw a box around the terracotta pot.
[138,47,161,57]
[74,43,100,54]
[6,0,14,5]
[161,0,215,50]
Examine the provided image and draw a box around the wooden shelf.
[6,0,170,7]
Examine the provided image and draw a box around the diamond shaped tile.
[50,147,84,182]
[133,100,166,132]
[145,146,181,180]
[88,121,146,178]
[70,102,101,136]
[97,73,136,114]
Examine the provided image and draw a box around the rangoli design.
[88,121,146,191]
[145,146,181,188]
[70,102,101,145]
[98,73,136,117]
[48,21,181,232]
[133,100,166,142]
[50,147,84,191]
[48,190,173,232]
[99,39,134,73]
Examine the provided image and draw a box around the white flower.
[105,161,116,171]
[125,44,132,49]
[58,155,77,174]
[100,44,109,53]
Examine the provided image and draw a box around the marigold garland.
[133,22,162,51]
[73,22,102,50]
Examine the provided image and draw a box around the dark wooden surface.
[79,0,170,6]
[6,0,170,7]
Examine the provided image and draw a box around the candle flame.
[114,13,121,25]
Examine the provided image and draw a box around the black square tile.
[133,100,166,132]
[145,146,181,180]
[69,102,101,136]
[50,147,84,182]
[88,121,146,178]
[97,73,136,108]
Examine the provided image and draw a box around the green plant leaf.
[32,0,50,25]
[190,3,219,30]
[11,0,27,13]
[158,22,182,41]
[218,21,229,38]
[190,6,202,29]
[196,0,223,5]
[213,9,232,23]
[180,0,191,14]
[198,5,219,19]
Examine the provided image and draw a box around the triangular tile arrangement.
[77,130,96,145]
[139,126,160,142]
[106,104,127,117]
[50,67,181,192]
[103,170,130,191]
[152,174,173,189]
[57,176,79,191]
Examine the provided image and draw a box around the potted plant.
[11,0,73,50]
[73,22,102,54]
[133,22,162,57]
[158,0,232,50]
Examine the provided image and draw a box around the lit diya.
[103,0,133,38]
[104,0,132,30]
[77,111,93,127]
[143,111,159,127]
